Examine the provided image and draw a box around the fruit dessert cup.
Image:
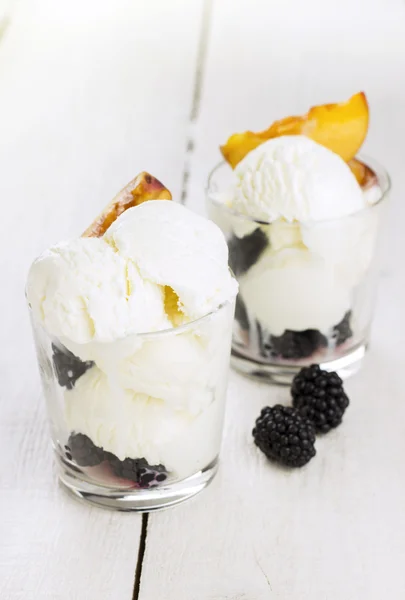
[207,94,390,384]
[29,299,234,511]
[27,173,237,511]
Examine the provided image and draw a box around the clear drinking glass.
[207,156,390,384]
[29,299,235,511]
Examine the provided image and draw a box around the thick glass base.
[57,454,218,512]
[231,342,367,385]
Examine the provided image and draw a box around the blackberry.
[332,311,353,346]
[64,445,72,461]
[292,364,350,433]
[52,343,94,390]
[108,456,168,488]
[67,433,104,467]
[258,324,327,360]
[137,459,168,488]
[234,295,249,331]
[66,433,169,487]
[228,228,268,276]
[253,405,316,468]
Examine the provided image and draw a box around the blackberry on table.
[332,311,353,346]
[228,228,268,276]
[67,433,104,467]
[253,405,316,468]
[52,343,94,390]
[258,325,327,360]
[108,455,168,488]
[292,364,350,433]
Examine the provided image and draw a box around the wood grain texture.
[0,1,202,598]
[140,0,405,598]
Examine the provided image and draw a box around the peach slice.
[220,92,369,168]
[348,158,378,190]
[82,171,172,238]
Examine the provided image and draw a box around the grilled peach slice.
[221,92,369,168]
[348,158,378,190]
[82,172,172,238]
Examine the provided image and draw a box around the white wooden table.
[1,1,405,598]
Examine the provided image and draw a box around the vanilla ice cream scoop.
[27,202,238,343]
[65,367,195,465]
[233,135,364,222]
[65,367,223,477]
[26,238,170,344]
[239,247,351,336]
[105,200,238,320]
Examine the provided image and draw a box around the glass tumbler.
[29,299,235,511]
[207,157,390,384]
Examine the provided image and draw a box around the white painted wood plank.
[140,1,405,598]
[0,1,202,598]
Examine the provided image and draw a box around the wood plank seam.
[0,2,205,597]
[134,3,213,597]
[180,0,213,204]
[134,2,405,598]
[135,1,212,596]
[133,514,149,600]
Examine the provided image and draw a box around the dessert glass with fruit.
[207,93,390,384]
[27,173,237,511]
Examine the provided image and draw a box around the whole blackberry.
[108,456,168,488]
[67,433,104,467]
[253,405,316,468]
[292,364,350,433]
[52,343,94,390]
[228,228,268,276]
[259,325,327,360]
[332,311,353,346]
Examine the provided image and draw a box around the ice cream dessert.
[27,172,237,493]
[207,93,388,376]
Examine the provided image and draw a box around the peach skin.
[82,172,172,238]
[220,92,369,168]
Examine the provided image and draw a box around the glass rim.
[206,153,391,226]
[26,291,235,343]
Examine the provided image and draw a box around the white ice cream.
[81,331,212,414]
[27,238,170,344]
[28,201,237,479]
[300,209,380,288]
[239,247,351,336]
[105,200,238,321]
[65,367,224,478]
[212,134,383,345]
[233,136,364,222]
[27,202,237,341]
